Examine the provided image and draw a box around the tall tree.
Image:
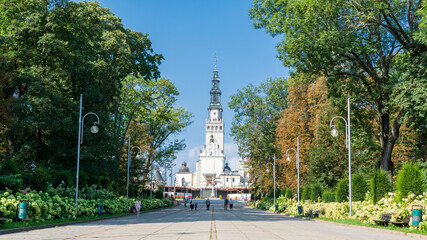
[250,0,427,175]
[0,0,163,187]
[229,77,288,195]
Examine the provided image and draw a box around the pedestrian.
[190,199,194,211]
[205,198,211,210]
[229,198,233,210]
[224,198,228,210]
[195,202,198,211]
[184,198,187,208]
[135,198,141,216]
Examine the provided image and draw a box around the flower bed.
[0,190,171,224]
[256,192,427,232]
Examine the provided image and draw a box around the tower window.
[226,178,229,182]
[207,126,210,131]
[220,126,222,130]
[215,126,218,131]
[210,135,214,143]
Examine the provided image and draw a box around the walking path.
[0,200,424,240]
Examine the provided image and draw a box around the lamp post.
[75,94,100,217]
[150,163,156,208]
[181,178,186,201]
[126,138,143,212]
[286,137,300,206]
[266,154,276,211]
[260,164,263,201]
[330,97,352,216]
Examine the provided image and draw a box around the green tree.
[229,77,288,194]
[351,174,369,201]
[250,0,427,176]
[371,169,393,203]
[396,162,424,200]
[0,0,163,189]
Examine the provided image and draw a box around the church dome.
[179,162,190,173]
[223,163,231,172]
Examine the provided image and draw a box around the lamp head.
[90,124,99,134]
[331,126,339,137]
[286,156,291,162]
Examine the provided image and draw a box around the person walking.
[190,199,194,211]
[224,198,228,210]
[229,198,233,210]
[195,202,198,211]
[205,198,211,210]
[135,198,142,216]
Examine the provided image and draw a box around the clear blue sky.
[94,0,289,183]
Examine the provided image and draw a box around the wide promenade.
[0,200,422,240]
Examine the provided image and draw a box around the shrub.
[371,169,393,203]
[0,174,23,192]
[301,185,312,201]
[352,174,369,201]
[0,159,20,175]
[322,190,335,203]
[335,178,349,202]
[311,183,323,201]
[280,188,287,197]
[285,189,293,199]
[30,167,51,191]
[396,163,424,200]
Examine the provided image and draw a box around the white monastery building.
[175,60,249,190]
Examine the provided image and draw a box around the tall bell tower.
[195,57,226,187]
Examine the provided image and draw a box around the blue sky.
[94,0,289,183]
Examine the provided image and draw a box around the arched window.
[210,135,214,143]
[219,126,222,130]
[207,126,210,131]
[215,126,218,131]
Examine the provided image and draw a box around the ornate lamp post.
[330,97,352,216]
[286,137,300,206]
[126,137,143,212]
[76,94,100,217]
[266,154,277,211]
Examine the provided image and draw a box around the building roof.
[178,162,191,173]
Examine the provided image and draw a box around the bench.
[390,215,410,227]
[374,214,391,226]
[0,218,8,227]
[304,210,320,218]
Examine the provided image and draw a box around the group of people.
[223,198,233,210]
[134,197,237,217]
[185,197,234,211]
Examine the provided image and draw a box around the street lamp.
[75,94,100,217]
[330,97,352,216]
[266,154,277,211]
[260,164,263,201]
[126,136,143,212]
[286,136,300,206]
[181,177,186,201]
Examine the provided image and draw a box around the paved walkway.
[0,200,424,240]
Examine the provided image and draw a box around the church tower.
[195,58,226,187]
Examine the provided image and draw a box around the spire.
[209,56,222,110]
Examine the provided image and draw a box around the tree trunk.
[379,109,403,178]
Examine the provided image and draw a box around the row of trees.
[0,0,192,194]
[229,0,426,196]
